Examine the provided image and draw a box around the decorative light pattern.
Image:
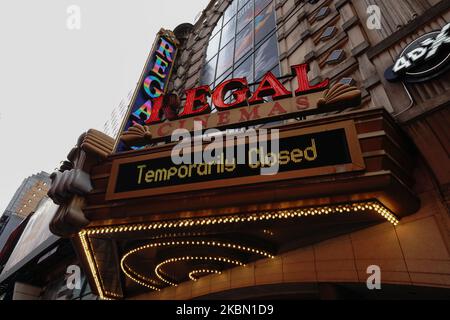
[121,260,161,286]
[155,256,245,287]
[83,202,399,237]
[189,269,222,281]
[79,231,107,300]
[121,263,161,291]
[78,201,399,296]
[120,239,273,289]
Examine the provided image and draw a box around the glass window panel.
[201,55,217,85]
[221,16,236,49]
[216,41,235,78]
[211,16,223,38]
[234,23,253,62]
[206,33,220,62]
[224,1,237,24]
[234,55,254,83]
[321,26,336,40]
[270,64,281,78]
[215,68,233,87]
[214,71,234,104]
[255,3,276,45]
[254,33,279,80]
[238,0,251,10]
[237,1,254,33]
[255,0,272,15]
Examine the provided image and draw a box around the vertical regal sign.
[114,29,179,153]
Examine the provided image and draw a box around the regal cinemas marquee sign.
[115,31,362,151]
[107,29,364,199]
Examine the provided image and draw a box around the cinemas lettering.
[106,122,365,200]
[116,61,364,146]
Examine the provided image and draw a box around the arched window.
[201,0,280,90]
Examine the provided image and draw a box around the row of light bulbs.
[121,262,161,292]
[189,269,222,281]
[84,201,399,237]
[120,239,272,289]
[79,232,107,300]
[155,256,245,287]
[79,201,399,299]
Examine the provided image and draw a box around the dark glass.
[234,55,254,83]
[270,63,281,78]
[316,7,330,20]
[255,3,276,45]
[327,49,344,63]
[255,0,272,15]
[206,33,220,62]
[221,16,236,49]
[201,55,217,85]
[214,69,233,104]
[237,0,254,33]
[217,41,235,78]
[254,33,279,80]
[321,26,336,40]
[215,68,233,87]
[235,22,253,62]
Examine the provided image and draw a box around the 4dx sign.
[385,22,450,83]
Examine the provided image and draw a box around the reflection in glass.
[201,0,279,94]
[221,17,236,49]
[255,0,272,15]
[234,55,254,83]
[224,0,237,23]
[211,16,223,38]
[270,64,281,78]
[215,69,233,87]
[238,0,251,10]
[237,1,253,33]
[234,23,253,63]
[255,3,275,44]
[255,33,279,80]
[217,41,235,78]
[201,55,217,85]
[206,33,220,62]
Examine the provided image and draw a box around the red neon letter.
[178,86,212,118]
[132,96,165,125]
[291,64,329,95]
[248,72,292,105]
[212,78,250,110]
[147,96,164,124]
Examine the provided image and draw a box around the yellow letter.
[137,165,147,184]
[145,170,155,183]
[279,151,290,165]
[304,139,317,161]
[291,149,303,163]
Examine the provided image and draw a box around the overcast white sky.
[0,0,210,213]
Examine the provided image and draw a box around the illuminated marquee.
[115,29,179,152]
[118,62,362,145]
[106,121,365,201]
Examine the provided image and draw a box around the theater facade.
[49,0,450,300]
